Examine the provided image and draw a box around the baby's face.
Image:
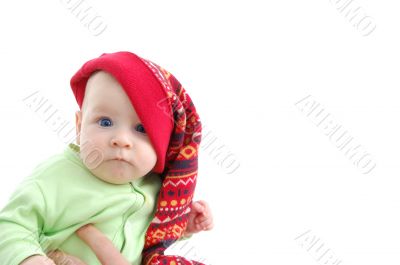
[75,71,157,184]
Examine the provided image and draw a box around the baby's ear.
[75,111,82,145]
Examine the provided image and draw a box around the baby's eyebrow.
[91,105,112,113]
[90,106,141,123]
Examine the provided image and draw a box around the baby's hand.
[184,200,214,237]
[20,254,56,265]
[46,250,87,265]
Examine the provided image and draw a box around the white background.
[0,1,399,264]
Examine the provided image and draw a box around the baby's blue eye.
[135,124,146,134]
[98,118,113,127]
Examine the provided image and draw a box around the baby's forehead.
[82,98,116,113]
[81,92,111,114]
[82,71,124,110]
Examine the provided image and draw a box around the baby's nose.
[110,134,132,148]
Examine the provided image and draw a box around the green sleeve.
[0,181,48,265]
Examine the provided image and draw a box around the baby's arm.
[75,224,130,265]
[0,183,51,265]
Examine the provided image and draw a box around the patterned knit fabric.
[70,52,204,265]
[139,59,203,265]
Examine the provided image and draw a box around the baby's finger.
[195,214,212,224]
[196,218,214,230]
[196,200,209,211]
[65,255,87,265]
[197,201,212,217]
[191,201,205,213]
[47,250,87,265]
[47,250,65,264]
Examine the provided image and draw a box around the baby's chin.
[89,164,145,185]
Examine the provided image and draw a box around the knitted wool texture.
[70,52,204,265]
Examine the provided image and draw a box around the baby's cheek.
[79,145,105,170]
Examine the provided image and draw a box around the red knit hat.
[70,51,204,265]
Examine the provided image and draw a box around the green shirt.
[0,143,162,265]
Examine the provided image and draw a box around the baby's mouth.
[110,157,132,166]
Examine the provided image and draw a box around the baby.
[0,52,213,265]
